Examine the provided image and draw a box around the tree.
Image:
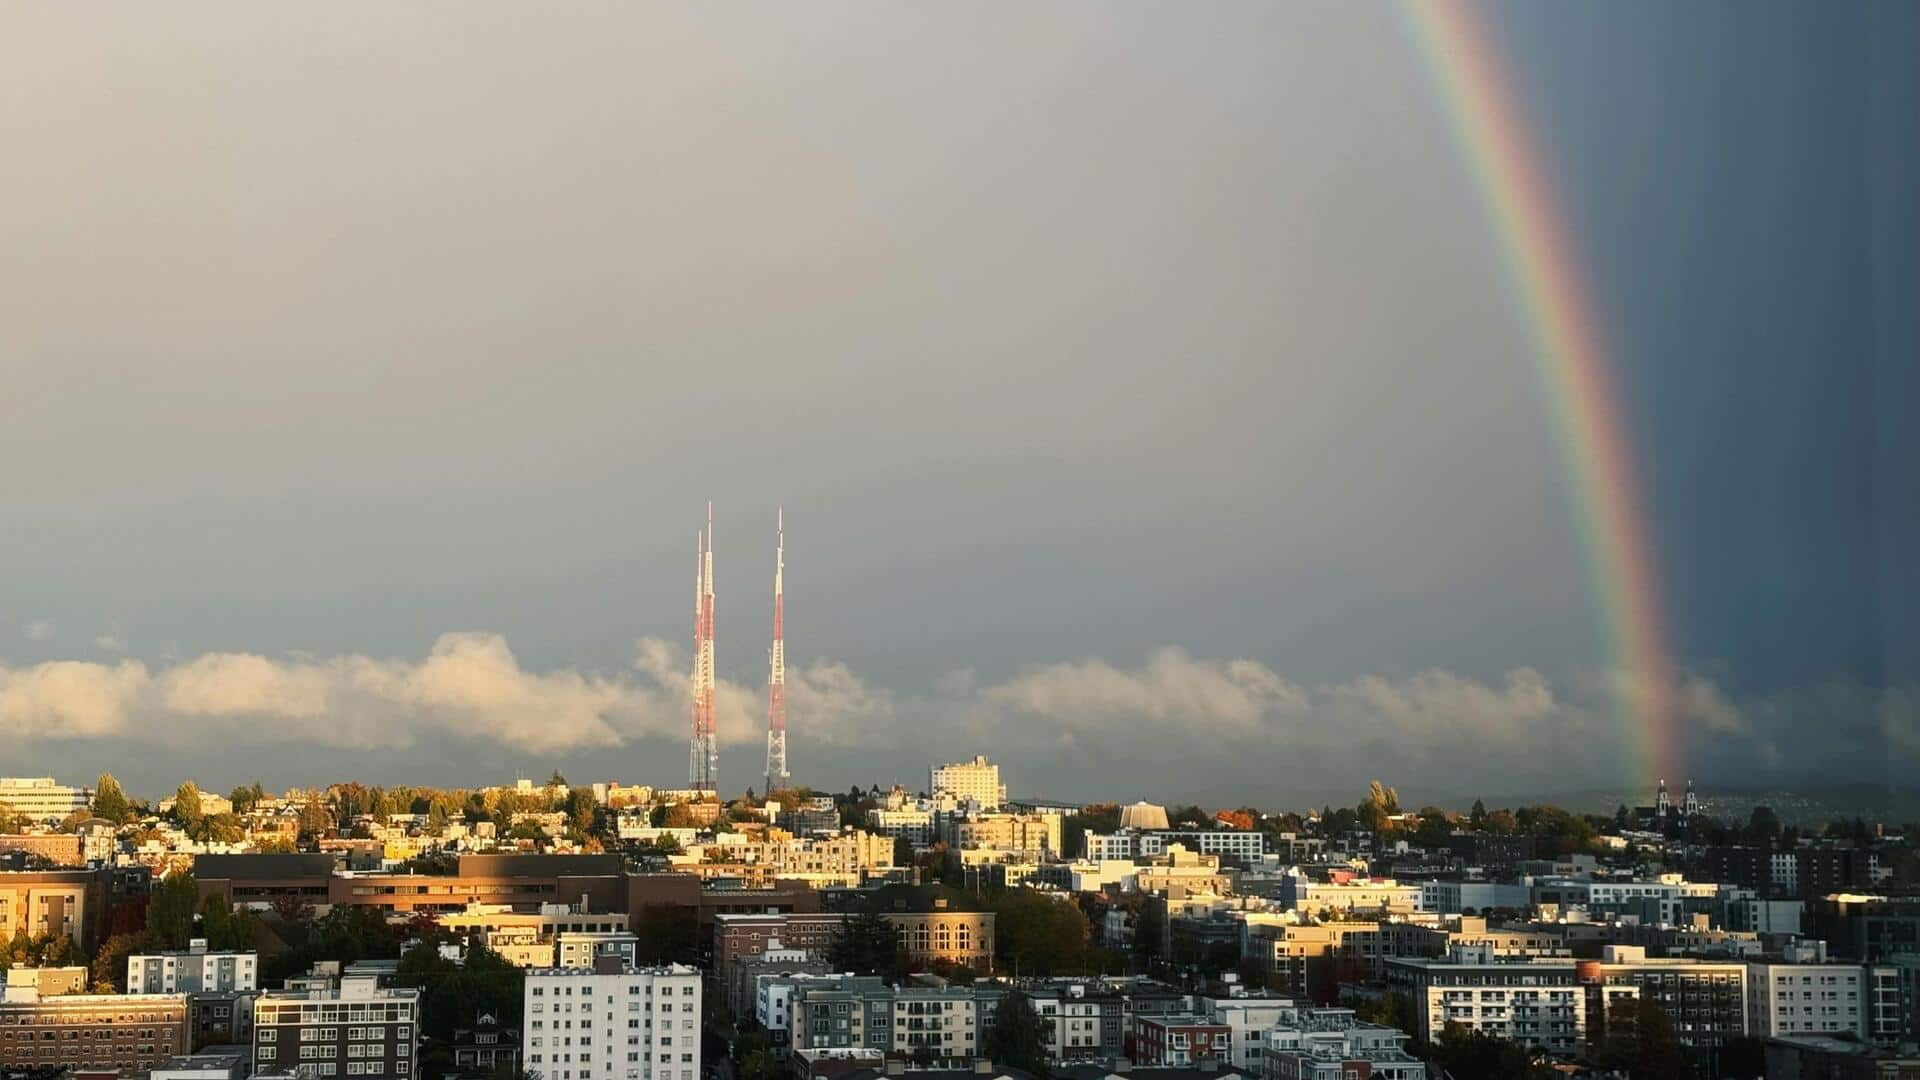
[734,1031,774,1080]
[983,992,1049,1078]
[1430,1022,1556,1079]
[828,911,903,978]
[171,782,205,833]
[229,783,263,815]
[1132,902,1163,968]
[1469,799,1488,829]
[631,905,700,966]
[1063,804,1122,859]
[298,795,333,839]
[1412,807,1453,848]
[1213,809,1255,831]
[1597,997,1688,1080]
[93,774,133,825]
[1718,1036,1767,1079]
[147,873,201,948]
[990,889,1092,976]
[92,930,156,992]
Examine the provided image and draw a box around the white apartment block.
[0,778,91,824]
[1746,962,1868,1039]
[129,942,258,993]
[524,962,702,1080]
[929,756,1005,810]
[866,808,935,846]
[1384,947,1586,1057]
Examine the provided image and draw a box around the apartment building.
[1260,1008,1424,1080]
[0,865,114,950]
[522,960,702,1080]
[1576,946,1748,1052]
[1275,872,1421,915]
[788,981,998,1061]
[754,972,869,1056]
[441,902,630,968]
[949,813,1064,857]
[1199,995,1301,1069]
[128,941,258,994]
[929,757,1005,810]
[866,808,935,847]
[252,977,420,1079]
[0,991,190,1075]
[1747,959,1869,1039]
[1384,946,1587,1057]
[556,931,640,970]
[1132,1015,1231,1066]
[1026,984,1116,1062]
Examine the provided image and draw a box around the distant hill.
[1443,783,1920,828]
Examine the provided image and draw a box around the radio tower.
[764,509,789,795]
[688,503,719,792]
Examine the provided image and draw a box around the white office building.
[0,778,91,825]
[524,960,702,1080]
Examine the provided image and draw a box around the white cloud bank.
[1,636,1910,772]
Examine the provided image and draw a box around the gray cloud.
[7,637,1906,794]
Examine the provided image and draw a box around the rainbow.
[1403,0,1679,784]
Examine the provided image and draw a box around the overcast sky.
[2,2,1913,805]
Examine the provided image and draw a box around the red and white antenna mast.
[688,503,719,792]
[764,508,789,795]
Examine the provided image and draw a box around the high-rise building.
[523,960,702,1080]
[929,756,1005,810]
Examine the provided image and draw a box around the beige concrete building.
[950,813,1064,857]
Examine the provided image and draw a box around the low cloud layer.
[4,634,1912,797]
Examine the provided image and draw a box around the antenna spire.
[689,504,719,792]
[765,508,790,795]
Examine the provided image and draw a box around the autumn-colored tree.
[1213,809,1255,831]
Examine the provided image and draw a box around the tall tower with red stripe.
[764,509,789,795]
[689,503,719,792]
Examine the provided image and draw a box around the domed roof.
[1117,801,1170,831]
